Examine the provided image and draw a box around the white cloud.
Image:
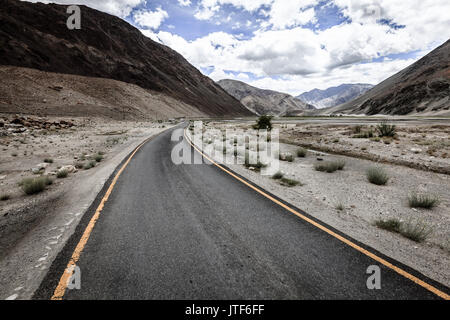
[133,7,169,29]
[332,0,450,51]
[194,0,273,20]
[267,0,318,29]
[178,0,191,6]
[21,0,144,18]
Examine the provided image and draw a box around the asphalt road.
[36,125,448,300]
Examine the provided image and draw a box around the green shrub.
[353,131,374,139]
[94,154,104,162]
[280,177,301,187]
[253,115,273,131]
[314,160,346,173]
[20,176,52,195]
[296,148,307,158]
[279,153,294,162]
[0,194,11,201]
[57,169,68,179]
[44,158,54,163]
[400,220,432,243]
[375,218,402,233]
[74,161,84,169]
[366,167,389,185]
[272,171,284,180]
[335,203,345,211]
[408,192,440,209]
[376,121,396,137]
[84,161,96,170]
[244,153,267,172]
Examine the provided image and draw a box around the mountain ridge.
[0,0,251,117]
[218,79,315,116]
[297,84,374,109]
[320,40,450,116]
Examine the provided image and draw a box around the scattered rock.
[59,165,77,173]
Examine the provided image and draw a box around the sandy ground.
[279,121,450,174]
[195,120,450,287]
[0,115,175,299]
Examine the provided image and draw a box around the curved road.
[35,125,448,300]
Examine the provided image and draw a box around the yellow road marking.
[51,136,154,300]
[184,129,449,300]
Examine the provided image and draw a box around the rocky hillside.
[322,40,450,116]
[0,66,208,120]
[218,79,315,116]
[297,84,373,109]
[0,0,251,117]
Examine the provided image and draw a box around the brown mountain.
[218,79,315,116]
[321,39,450,116]
[0,0,251,117]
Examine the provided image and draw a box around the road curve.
[35,125,448,300]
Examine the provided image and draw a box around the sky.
[23,0,450,96]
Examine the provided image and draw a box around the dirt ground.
[198,120,450,287]
[279,121,450,174]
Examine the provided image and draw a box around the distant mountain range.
[218,79,315,116]
[297,84,374,109]
[0,0,251,118]
[320,39,450,116]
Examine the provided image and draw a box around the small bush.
[400,221,432,243]
[315,160,345,173]
[253,115,273,131]
[366,167,389,185]
[408,192,440,209]
[353,131,374,139]
[335,203,345,211]
[375,218,401,233]
[376,121,396,137]
[57,169,69,179]
[280,177,301,187]
[44,158,54,163]
[296,148,307,158]
[74,161,84,169]
[352,125,363,134]
[84,161,96,170]
[20,176,52,195]
[279,153,294,162]
[244,153,267,172]
[1,194,11,201]
[272,171,284,180]
[94,154,104,162]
